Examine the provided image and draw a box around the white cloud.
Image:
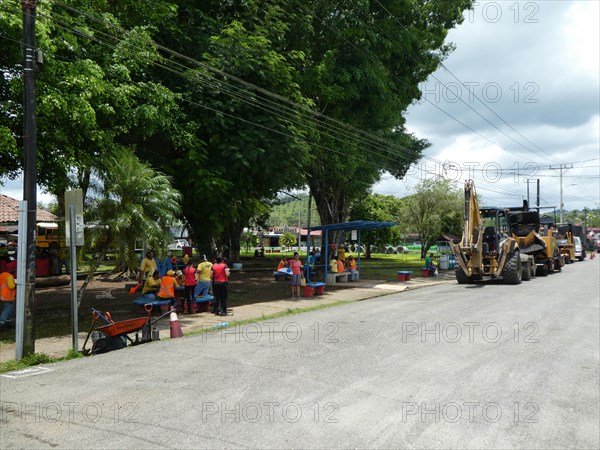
[375,1,600,211]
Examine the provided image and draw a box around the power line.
[372,0,562,165]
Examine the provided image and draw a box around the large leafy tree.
[400,179,463,258]
[141,1,313,260]
[292,0,472,231]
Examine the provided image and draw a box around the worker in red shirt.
[212,256,230,316]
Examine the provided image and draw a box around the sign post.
[65,189,84,352]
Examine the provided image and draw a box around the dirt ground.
[0,268,309,343]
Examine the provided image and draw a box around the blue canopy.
[305,221,397,283]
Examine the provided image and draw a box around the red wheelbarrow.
[82,306,172,355]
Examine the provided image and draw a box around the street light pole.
[550,163,573,224]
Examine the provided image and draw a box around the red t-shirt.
[212,263,229,282]
[183,265,196,286]
[289,259,302,275]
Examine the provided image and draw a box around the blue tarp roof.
[305,220,397,232]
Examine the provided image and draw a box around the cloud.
[375,1,600,211]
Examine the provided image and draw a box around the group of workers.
[276,245,359,298]
[138,251,231,316]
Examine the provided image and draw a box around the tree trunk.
[224,222,243,263]
[309,177,347,246]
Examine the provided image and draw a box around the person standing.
[0,267,16,330]
[289,252,302,299]
[0,243,9,262]
[212,256,230,316]
[182,260,196,314]
[337,245,346,263]
[195,255,213,297]
[139,250,157,283]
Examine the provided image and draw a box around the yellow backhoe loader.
[450,180,523,284]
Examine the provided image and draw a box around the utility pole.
[22,0,38,355]
[549,163,573,224]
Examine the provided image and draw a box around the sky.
[373,0,600,212]
[1,0,599,212]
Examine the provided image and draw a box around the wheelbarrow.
[82,306,172,355]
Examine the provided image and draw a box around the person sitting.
[346,255,357,281]
[158,270,179,308]
[425,253,437,276]
[140,270,161,300]
[277,256,288,271]
[329,256,339,273]
[337,257,345,274]
[313,248,321,264]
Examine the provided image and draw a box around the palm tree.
[79,149,181,306]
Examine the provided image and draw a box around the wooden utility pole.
[22,0,38,355]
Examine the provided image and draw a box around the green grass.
[0,348,83,374]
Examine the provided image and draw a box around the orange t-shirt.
[337,260,345,273]
[1,271,16,301]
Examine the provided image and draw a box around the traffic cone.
[169,308,183,338]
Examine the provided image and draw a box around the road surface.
[1,258,599,449]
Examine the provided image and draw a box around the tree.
[241,231,258,253]
[80,149,181,306]
[280,232,297,251]
[400,179,463,259]
[349,193,403,258]
[293,0,473,231]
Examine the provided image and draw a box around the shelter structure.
[305,220,397,283]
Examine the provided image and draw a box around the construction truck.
[450,180,524,284]
[556,224,576,264]
[507,210,563,276]
[557,224,586,261]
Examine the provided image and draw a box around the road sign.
[64,189,84,246]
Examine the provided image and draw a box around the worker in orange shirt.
[158,270,179,309]
[0,267,17,330]
[347,255,357,281]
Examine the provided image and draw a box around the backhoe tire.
[455,266,473,284]
[503,251,522,284]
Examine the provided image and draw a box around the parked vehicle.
[450,180,523,284]
[167,239,189,250]
[574,237,583,261]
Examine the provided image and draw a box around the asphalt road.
[1,258,599,449]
